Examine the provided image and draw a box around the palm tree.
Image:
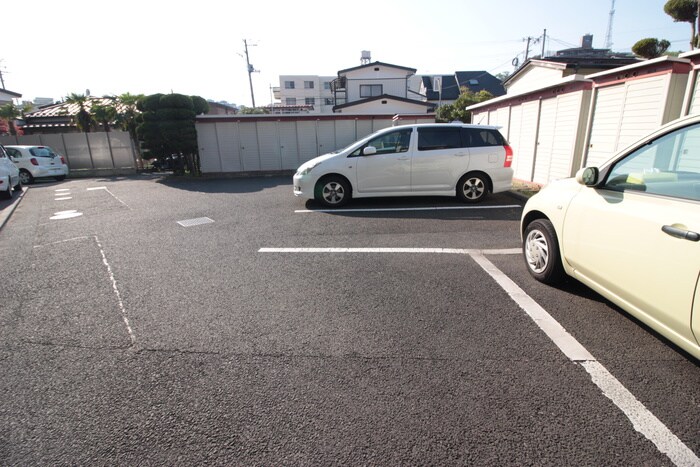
[0,103,21,135]
[91,100,118,132]
[64,93,93,132]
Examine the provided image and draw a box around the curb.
[0,187,26,231]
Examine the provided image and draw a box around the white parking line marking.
[50,210,83,220]
[33,236,90,248]
[582,361,699,467]
[95,235,136,347]
[55,197,72,201]
[258,246,699,466]
[472,252,699,467]
[87,186,130,209]
[259,247,522,255]
[295,204,521,213]
[31,235,136,348]
[55,189,70,192]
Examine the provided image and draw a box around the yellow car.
[521,114,700,360]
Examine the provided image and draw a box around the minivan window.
[417,128,462,151]
[462,128,504,147]
[353,129,412,156]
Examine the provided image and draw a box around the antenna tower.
[604,0,615,50]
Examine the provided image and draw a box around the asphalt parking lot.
[0,175,698,465]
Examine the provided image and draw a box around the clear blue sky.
[1,0,691,107]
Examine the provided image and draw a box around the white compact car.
[0,144,21,199]
[4,145,69,184]
[293,123,514,207]
[521,114,700,360]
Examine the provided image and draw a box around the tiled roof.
[25,97,131,118]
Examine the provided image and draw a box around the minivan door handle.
[662,225,700,242]
[454,152,468,157]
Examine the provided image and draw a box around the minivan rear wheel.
[457,172,488,203]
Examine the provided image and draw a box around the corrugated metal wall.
[0,130,137,170]
[196,116,433,174]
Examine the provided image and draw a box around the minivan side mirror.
[575,167,599,186]
[363,146,377,156]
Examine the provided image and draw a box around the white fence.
[0,130,138,171]
[196,114,435,173]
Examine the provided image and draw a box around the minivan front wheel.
[523,219,566,284]
[457,172,488,203]
[316,176,350,208]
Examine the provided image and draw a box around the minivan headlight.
[297,161,321,176]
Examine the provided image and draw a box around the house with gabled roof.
[330,60,435,114]
[420,71,506,106]
[0,88,22,106]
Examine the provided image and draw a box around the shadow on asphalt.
[157,175,292,194]
[300,193,524,221]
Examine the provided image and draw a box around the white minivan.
[293,123,514,207]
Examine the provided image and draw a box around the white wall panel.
[296,121,318,164]
[507,105,524,177]
[548,93,583,180]
[688,72,700,115]
[257,122,281,170]
[316,121,336,155]
[532,99,557,184]
[335,120,357,151]
[197,123,221,173]
[215,122,241,172]
[278,122,299,169]
[586,85,626,167]
[239,122,260,171]
[617,76,666,150]
[514,101,539,181]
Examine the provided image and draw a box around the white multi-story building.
[273,64,432,115]
[272,75,336,114]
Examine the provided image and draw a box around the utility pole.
[541,29,547,58]
[243,39,258,108]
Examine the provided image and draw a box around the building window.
[360,84,383,98]
[323,82,331,90]
[305,97,315,105]
[304,81,314,89]
[284,81,295,89]
[286,98,296,105]
[324,98,334,105]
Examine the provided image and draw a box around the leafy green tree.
[632,38,672,58]
[435,88,494,123]
[494,71,511,83]
[65,93,93,132]
[0,103,22,135]
[664,0,699,48]
[240,106,268,114]
[136,93,209,174]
